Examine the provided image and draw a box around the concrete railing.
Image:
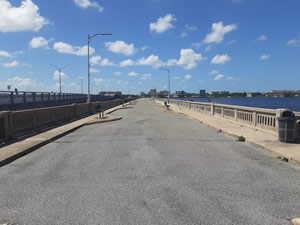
[0,99,129,141]
[157,98,300,137]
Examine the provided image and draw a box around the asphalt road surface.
[1,99,300,225]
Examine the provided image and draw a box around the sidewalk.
[156,101,300,167]
[0,103,130,167]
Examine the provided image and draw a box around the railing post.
[221,107,224,118]
[252,111,257,127]
[41,93,44,102]
[10,92,14,105]
[211,102,215,116]
[235,109,238,121]
[23,92,26,103]
[2,111,12,140]
[32,92,36,102]
[189,102,191,109]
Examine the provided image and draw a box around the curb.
[0,125,83,167]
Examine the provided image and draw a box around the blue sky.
[0,0,300,94]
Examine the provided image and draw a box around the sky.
[0,0,300,95]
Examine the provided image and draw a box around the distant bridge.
[0,91,118,111]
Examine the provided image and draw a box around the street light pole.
[159,68,171,102]
[50,64,69,94]
[87,33,112,103]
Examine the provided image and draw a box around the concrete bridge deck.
[0,99,300,225]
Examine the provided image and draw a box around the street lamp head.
[159,67,170,72]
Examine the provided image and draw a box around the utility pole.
[50,64,69,94]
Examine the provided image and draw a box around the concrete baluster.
[211,102,215,116]
[253,111,257,127]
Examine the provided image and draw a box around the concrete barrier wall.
[157,99,300,137]
[0,99,128,141]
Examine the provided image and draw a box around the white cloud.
[141,45,148,51]
[168,49,206,70]
[90,55,101,65]
[53,42,95,56]
[3,60,19,67]
[191,42,201,48]
[90,68,100,73]
[114,72,121,76]
[73,0,104,12]
[0,50,13,58]
[184,74,192,80]
[173,76,180,80]
[100,58,115,66]
[226,76,239,81]
[13,51,24,55]
[0,0,49,32]
[257,35,267,41]
[203,22,237,44]
[179,32,188,38]
[209,70,219,75]
[105,40,137,56]
[2,76,38,90]
[53,71,68,80]
[136,55,164,68]
[120,59,134,67]
[140,73,152,80]
[29,36,50,49]
[214,74,225,80]
[260,54,271,60]
[186,24,197,31]
[128,71,138,77]
[287,35,300,47]
[93,78,106,83]
[150,14,176,34]
[211,54,231,64]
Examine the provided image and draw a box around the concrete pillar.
[2,111,12,140]
[72,103,78,118]
[234,109,238,121]
[211,103,215,116]
[252,112,257,127]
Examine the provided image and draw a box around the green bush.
[238,135,246,142]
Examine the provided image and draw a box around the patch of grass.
[237,135,246,142]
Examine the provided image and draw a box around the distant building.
[159,90,169,97]
[199,89,206,96]
[176,91,186,97]
[211,91,230,97]
[140,92,146,96]
[231,92,246,97]
[148,89,157,97]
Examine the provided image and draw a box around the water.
[175,97,300,112]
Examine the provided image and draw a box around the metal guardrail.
[0,91,88,105]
